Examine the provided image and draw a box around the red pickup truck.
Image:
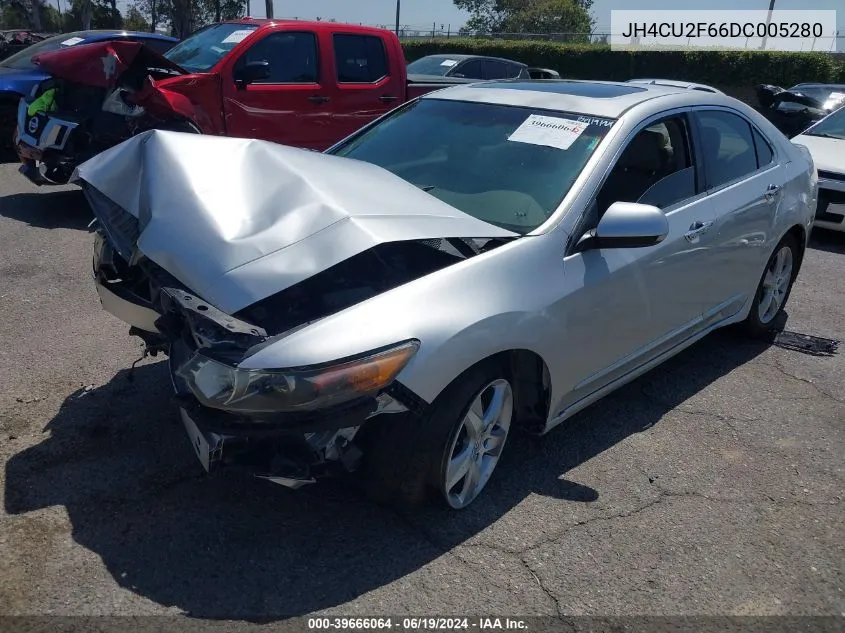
[14,19,464,185]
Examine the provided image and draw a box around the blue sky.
[257,0,844,34]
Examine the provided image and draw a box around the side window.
[452,59,483,78]
[484,60,510,80]
[696,110,759,189]
[593,115,697,219]
[752,128,774,168]
[238,32,318,83]
[333,34,388,83]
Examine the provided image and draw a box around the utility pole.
[760,0,776,50]
[395,0,400,36]
[265,0,273,19]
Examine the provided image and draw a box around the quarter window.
[696,110,759,189]
[752,128,774,168]
[333,34,388,83]
[238,32,318,83]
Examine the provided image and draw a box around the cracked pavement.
[0,164,843,619]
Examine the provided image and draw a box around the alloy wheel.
[758,245,794,324]
[442,378,513,509]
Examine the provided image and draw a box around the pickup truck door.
[324,31,404,145]
[221,28,332,150]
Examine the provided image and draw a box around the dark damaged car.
[77,80,815,510]
[756,83,845,138]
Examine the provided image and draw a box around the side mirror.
[576,201,669,252]
[234,60,271,87]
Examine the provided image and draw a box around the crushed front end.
[91,197,419,489]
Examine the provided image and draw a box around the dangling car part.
[79,79,815,510]
[755,83,845,138]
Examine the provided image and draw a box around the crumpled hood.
[73,130,517,314]
[32,40,185,87]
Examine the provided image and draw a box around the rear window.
[333,34,388,83]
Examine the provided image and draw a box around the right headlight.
[176,340,420,414]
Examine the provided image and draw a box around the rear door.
[221,28,328,149]
[326,31,403,146]
[691,108,784,321]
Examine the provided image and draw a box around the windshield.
[164,23,258,72]
[803,105,845,140]
[406,56,463,77]
[1,32,92,70]
[330,99,615,234]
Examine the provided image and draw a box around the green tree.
[454,0,593,36]
[62,0,122,29]
[123,4,150,30]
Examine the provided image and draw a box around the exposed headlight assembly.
[176,340,420,414]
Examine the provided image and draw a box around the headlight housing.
[176,340,420,414]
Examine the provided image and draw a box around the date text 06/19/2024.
[307,617,529,631]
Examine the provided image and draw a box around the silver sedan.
[79,79,817,510]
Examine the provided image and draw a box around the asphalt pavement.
[0,160,843,621]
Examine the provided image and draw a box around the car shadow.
[0,190,93,231]
[809,227,845,254]
[4,328,771,620]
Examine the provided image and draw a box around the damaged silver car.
[78,80,817,510]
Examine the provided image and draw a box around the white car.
[792,106,845,232]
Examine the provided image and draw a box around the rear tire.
[359,361,514,511]
[742,234,799,336]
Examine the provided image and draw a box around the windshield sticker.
[822,92,845,109]
[508,115,588,150]
[222,30,254,45]
[440,59,458,67]
[60,37,85,46]
[577,115,614,127]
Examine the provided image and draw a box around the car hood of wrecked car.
[73,130,519,315]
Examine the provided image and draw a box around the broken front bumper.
[15,97,79,185]
[92,232,394,488]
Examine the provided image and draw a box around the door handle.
[764,184,781,202]
[307,95,330,104]
[684,220,714,242]
[379,95,399,103]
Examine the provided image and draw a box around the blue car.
[0,29,178,148]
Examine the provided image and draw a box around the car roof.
[422,79,730,118]
[627,78,722,93]
[52,29,178,42]
[789,82,845,90]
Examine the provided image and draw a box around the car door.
[221,29,328,149]
[692,108,785,322]
[327,32,403,147]
[554,111,719,408]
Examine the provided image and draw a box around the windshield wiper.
[416,185,437,192]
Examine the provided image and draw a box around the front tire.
[360,362,515,511]
[743,234,799,335]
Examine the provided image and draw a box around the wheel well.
[784,224,806,275]
[457,350,551,434]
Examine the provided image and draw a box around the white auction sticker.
[222,29,254,44]
[508,115,588,150]
[60,37,84,46]
[440,59,458,67]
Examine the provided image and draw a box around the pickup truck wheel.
[358,361,513,511]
